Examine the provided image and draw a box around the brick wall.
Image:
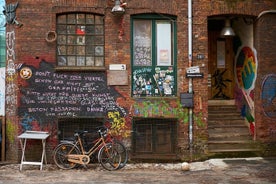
[4,0,275,162]
[254,12,276,155]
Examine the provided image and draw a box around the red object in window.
[76,28,85,35]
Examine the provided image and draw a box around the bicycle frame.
[67,132,108,165]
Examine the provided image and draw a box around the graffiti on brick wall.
[261,74,276,118]
[19,60,126,122]
[235,46,257,91]
[6,118,17,143]
[6,30,17,116]
[235,46,257,133]
[133,99,188,122]
[105,111,131,138]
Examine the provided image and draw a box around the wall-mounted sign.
[186,66,200,74]
[186,73,204,78]
[109,64,126,70]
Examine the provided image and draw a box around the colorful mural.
[234,46,258,137]
[18,60,130,139]
[235,46,257,92]
[261,74,276,118]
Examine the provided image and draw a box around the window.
[131,14,177,97]
[132,118,177,155]
[58,118,103,140]
[56,13,105,68]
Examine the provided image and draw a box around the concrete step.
[208,119,246,126]
[207,101,259,156]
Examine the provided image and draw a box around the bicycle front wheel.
[98,143,121,171]
[53,142,80,169]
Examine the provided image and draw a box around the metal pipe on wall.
[188,0,193,157]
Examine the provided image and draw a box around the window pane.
[86,57,94,66]
[76,36,85,45]
[95,46,104,56]
[67,46,76,55]
[58,35,66,44]
[57,25,67,34]
[95,57,104,66]
[58,46,66,55]
[94,36,104,44]
[77,56,85,66]
[77,14,85,24]
[67,25,75,34]
[95,15,103,24]
[86,25,95,34]
[68,56,76,66]
[86,46,94,55]
[86,36,94,45]
[86,14,95,24]
[67,14,76,24]
[67,36,75,44]
[58,56,67,66]
[77,46,85,55]
[157,21,172,66]
[57,15,67,24]
[133,20,152,66]
[95,25,103,34]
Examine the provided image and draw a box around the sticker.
[20,67,32,79]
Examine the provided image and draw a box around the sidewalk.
[0,157,275,184]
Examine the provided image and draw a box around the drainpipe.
[188,0,193,157]
[257,10,276,19]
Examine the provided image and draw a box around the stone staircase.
[208,100,261,157]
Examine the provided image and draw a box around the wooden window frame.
[131,14,177,97]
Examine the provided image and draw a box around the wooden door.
[208,31,235,100]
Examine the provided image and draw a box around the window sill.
[55,66,106,72]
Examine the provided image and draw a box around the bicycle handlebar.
[73,126,108,137]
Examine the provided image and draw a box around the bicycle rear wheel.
[53,142,80,169]
[112,140,128,169]
[98,143,121,171]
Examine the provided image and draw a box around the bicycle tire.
[53,142,81,169]
[98,143,121,171]
[112,140,128,169]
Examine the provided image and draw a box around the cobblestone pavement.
[0,157,275,184]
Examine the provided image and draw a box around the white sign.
[186,66,200,74]
[109,64,126,70]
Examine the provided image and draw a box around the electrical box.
[180,93,194,108]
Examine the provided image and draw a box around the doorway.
[208,19,235,100]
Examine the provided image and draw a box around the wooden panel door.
[208,31,235,100]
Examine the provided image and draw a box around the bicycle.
[103,131,128,169]
[53,126,121,171]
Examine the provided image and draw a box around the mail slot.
[180,93,194,108]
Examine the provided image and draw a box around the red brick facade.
[4,0,275,162]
